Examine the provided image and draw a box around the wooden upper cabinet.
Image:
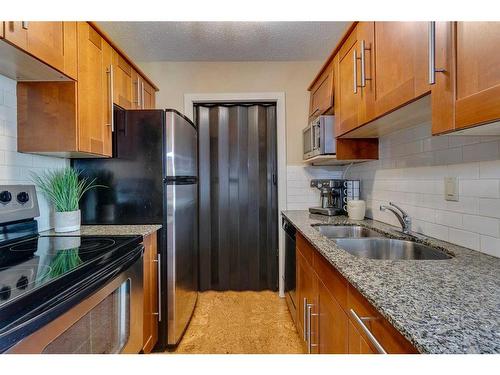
[3,21,77,80]
[309,62,334,118]
[131,70,156,110]
[336,22,374,135]
[113,50,132,109]
[142,81,156,109]
[337,25,362,136]
[432,22,500,135]
[336,22,429,136]
[131,69,141,109]
[368,22,429,117]
[455,22,500,130]
[77,22,112,157]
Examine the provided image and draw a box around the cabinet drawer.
[348,286,418,354]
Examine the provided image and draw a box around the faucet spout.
[380,202,412,234]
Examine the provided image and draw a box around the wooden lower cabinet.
[296,249,317,352]
[348,320,376,354]
[142,231,159,353]
[317,279,348,353]
[295,233,417,354]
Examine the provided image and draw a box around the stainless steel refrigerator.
[73,108,198,349]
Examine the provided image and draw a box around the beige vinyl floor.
[167,290,305,354]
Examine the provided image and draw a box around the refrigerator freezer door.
[166,182,198,345]
[165,110,198,177]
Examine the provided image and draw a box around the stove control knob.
[17,192,30,204]
[0,286,11,301]
[0,190,12,203]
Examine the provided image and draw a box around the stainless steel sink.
[313,225,382,238]
[332,238,452,260]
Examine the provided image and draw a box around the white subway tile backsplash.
[479,235,500,258]
[448,228,480,250]
[478,198,500,219]
[286,165,343,210]
[460,179,500,199]
[347,121,500,258]
[462,140,499,163]
[0,74,69,231]
[462,214,500,237]
[479,160,500,179]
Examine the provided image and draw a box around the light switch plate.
[444,177,459,201]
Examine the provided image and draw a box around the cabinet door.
[142,231,159,353]
[3,22,77,79]
[309,63,334,118]
[337,29,361,136]
[455,22,500,129]
[131,69,142,109]
[77,22,110,157]
[25,22,65,73]
[370,22,429,117]
[113,51,132,109]
[142,80,155,109]
[296,250,317,352]
[102,39,113,157]
[317,280,348,354]
[348,320,377,354]
[3,21,28,49]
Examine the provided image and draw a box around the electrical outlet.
[444,177,459,201]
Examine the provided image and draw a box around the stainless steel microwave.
[303,115,335,160]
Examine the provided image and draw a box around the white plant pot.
[54,210,81,233]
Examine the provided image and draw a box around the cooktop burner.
[0,235,140,308]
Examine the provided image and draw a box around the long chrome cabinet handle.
[349,309,387,354]
[153,254,162,322]
[307,304,312,353]
[307,304,318,354]
[106,65,114,132]
[22,21,29,30]
[428,21,446,85]
[360,40,372,87]
[141,81,145,109]
[353,49,358,94]
[135,79,141,107]
[303,298,307,341]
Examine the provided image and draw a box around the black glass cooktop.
[0,235,141,308]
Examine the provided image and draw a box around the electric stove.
[0,185,144,353]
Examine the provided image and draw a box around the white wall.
[0,74,68,231]
[139,60,322,165]
[347,121,500,258]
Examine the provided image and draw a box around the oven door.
[6,253,144,354]
[303,125,314,160]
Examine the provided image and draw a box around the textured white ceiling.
[96,22,350,62]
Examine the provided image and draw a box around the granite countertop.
[282,210,500,354]
[40,224,162,237]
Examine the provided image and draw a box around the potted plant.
[32,167,103,232]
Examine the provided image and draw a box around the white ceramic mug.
[347,200,366,221]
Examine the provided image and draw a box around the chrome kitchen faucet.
[380,202,412,234]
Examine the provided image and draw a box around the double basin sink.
[313,225,451,260]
